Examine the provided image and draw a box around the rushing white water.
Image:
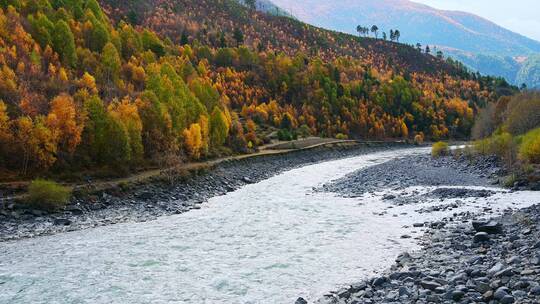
[1,148,539,304]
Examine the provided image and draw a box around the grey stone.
[382,194,396,200]
[420,280,441,291]
[398,286,411,297]
[520,268,535,275]
[473,232,490,243]
[65,205,84,215]
[385,290,399,301]
[530,285,540,295]
[372,277,386,287]
[495,267,514,277]
[512,290,527,299]
[295,297,308,304]
[31,209,47,217]
[506,256,521,264]
[53,218,72,226]
[434,286,446,294]
[395,252,411,265]
[450,272,467,283]
[490,279,502,289]
[137,191,154,200]
[336,288,350,299]
[475,281,491,293]
[500,295,515,303]
[472,220,503,234]
[483,290,494,301]
[426,294,440,302]
[349,282,367,293]
[487,263,504,276]
[451,290,465,301]
[363,289,373,298]
[494,287,509,300]
[512,280,529,289]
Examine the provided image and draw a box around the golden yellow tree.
[47,94,84,154]
[15,116,57,174]
[79,72,98,94]
[183,123,203,160]
[0,100,13,163]
[108,97,144,161]
[0,101,11,142]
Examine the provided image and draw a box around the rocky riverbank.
[0,142,407,242]
[309,205,540,304]
[300,153,540,304]
[319,153,502,199]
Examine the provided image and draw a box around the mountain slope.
[270,0,540,56]
[516,55,540,89]
[0,0,512,179]
[269,0,540,88]
[100,0,460,75]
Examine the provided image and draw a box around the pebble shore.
[0,143,405,242]
[298,153,540,304]
[306,205,540,304]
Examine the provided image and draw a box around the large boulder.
[420,280,442,291]
[473,232,490,243]
[472,220,503,234]
[295,297,308,304]
[53,218,72,226]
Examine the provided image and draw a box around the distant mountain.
[516,55,540,89]
[270,0,540,56]
[445,51,520,85]
[270,0,540,88]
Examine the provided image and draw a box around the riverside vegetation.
[25,179,71,211]
[469,92,540,189]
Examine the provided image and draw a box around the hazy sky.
[413,0,540,41]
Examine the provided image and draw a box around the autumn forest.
[0,0,515,180]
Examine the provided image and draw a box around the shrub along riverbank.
[468,92,540,189]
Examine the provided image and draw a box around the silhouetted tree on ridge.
[371,25,379,38]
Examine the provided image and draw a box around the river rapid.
[1,147,539,303]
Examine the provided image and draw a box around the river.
[1,147,539,303]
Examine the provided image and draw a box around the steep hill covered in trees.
[0,0,513,180]
[100,0,464,75]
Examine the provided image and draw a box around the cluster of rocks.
[414,200,467,215]
[319,154,502,199]
[0,143,406,241]
[428,188,496,199]
[304,205,540,304]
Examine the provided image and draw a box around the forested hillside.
[0,0,514,180]
[100,0,461,74]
